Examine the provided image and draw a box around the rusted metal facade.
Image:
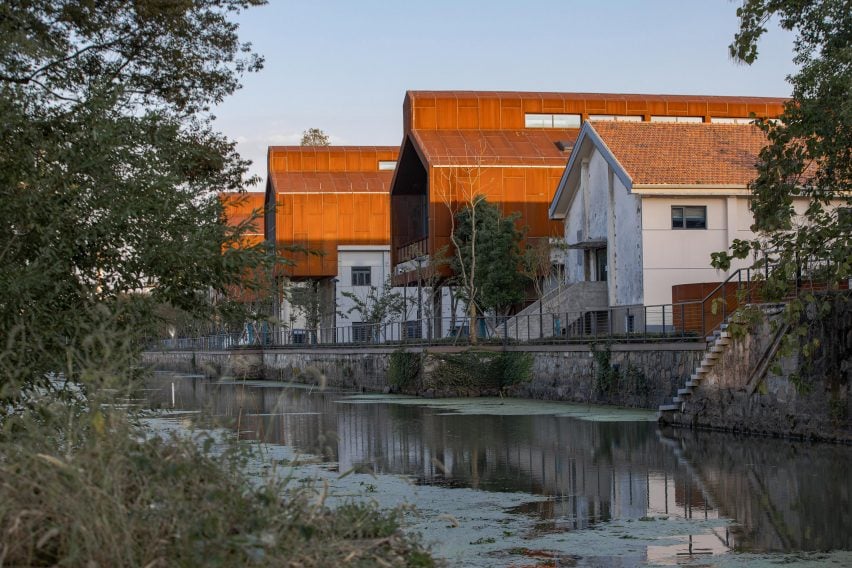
[265,146,399,278]
[390,91,787,285]
[221,191,265,247]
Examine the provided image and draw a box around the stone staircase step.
[704,351,721,359]
[677,388,692,396]
[710,344,726,353]
[659,404,680,412]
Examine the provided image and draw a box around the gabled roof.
[591,122,768,185]
[549,122,769,218]
[407,90,786,105]
[268,172,392,194]
[411,129,575,167]
[267,145,398,194]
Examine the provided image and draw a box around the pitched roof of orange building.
[591,122,769,185]
[268,172,392,193]
[267,146,398,194]
[407,90,787,104]
[411,129,575,166]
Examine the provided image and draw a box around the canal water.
[144,373,852,567]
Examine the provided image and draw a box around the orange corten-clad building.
[221,191,265,247]
[264,146,399,279]
[389,90,787,285]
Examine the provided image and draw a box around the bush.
[388,350,423,391]
[427,350,533,392]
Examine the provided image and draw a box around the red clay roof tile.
[590,122,770,185]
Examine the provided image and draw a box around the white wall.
[561,148,643,307]
[641,196,742,306]
[607,161,643,307]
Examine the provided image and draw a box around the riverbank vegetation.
[0,2,435,565]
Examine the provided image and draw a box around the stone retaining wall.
[514,344,704,408]
[667,295,852,442]
[142,349,264,379]
[143,343,706,410]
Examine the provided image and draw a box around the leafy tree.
[0,0,269,403]
[340,278,405,340]
[452,197,526,317]
[300,127,331,146]
[712,0,851,393]
[712,0,851,290]
[288,280,324,333]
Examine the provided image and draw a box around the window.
[650,116,703,123]
[525,113,581,128]
[710,117,755,124]
[378,160,397,171]
[351,266,371,286]
[671,206,707,229]
[351,322,370,343]
[587,114,643,122]
[404,320,422,339]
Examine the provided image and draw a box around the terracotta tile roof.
[590,122,769,185]
[269,172,393,193]
[412,129,576,166]
[267,145,399,152]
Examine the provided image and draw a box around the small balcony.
[396,237,427,265]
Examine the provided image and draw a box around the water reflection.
[146,373,851,555]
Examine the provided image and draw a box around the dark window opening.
[672,206,707,229]
[351,267,371,286]
[352,322,370,343]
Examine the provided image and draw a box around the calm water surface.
[145,373,851,564]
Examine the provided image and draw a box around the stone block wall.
[668,293,852,443]
[143,343,706,410]
[142,350,264,379]
[512,345,704,408]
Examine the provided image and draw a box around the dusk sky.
[214,0,797,186]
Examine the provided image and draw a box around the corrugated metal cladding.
[389,91,788,275]
[267,146,399,278]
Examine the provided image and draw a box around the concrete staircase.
[658,323,733,414]
[503,281,608,340]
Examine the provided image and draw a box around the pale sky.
[213,0,797,186]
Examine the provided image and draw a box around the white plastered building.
[548,121,802,332]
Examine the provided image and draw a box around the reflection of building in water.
[147,375,850,556]
[664,429,852,553]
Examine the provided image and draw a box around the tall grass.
[0,388,435,567]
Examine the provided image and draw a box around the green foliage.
[591,344,649,398]
[289,280,324,331]
[591,344,620,396]
[428,350,533,392]
[341,278,406,327]
[300,127,330,146]
[714,0,851,295]
[452,197,526,315]
[388,350,423,391]
[0,0,277,404]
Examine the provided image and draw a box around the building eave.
[631,184,751,196]
[548,122,633,220]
